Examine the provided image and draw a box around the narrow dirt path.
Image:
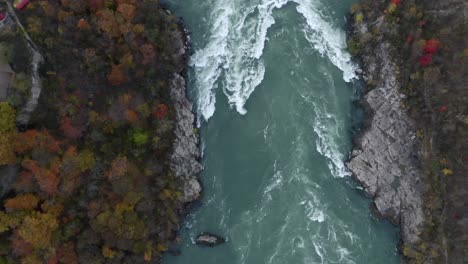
[3,0,43,125]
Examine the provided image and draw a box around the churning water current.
[164,0,400,263]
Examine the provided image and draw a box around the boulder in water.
[195,232,225,247]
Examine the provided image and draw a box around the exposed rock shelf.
[345,1,424,246]
[170,73,203,203]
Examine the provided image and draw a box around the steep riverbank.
[346,0,467,263]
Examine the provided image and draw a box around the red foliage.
[419,55,433,67]
[22,159,61,196]
[60,117,83,139]
[391,0,401,4]
[88,0,105,11]
[423,39,440,54]
[406,35,414,43]
[15,0,31,11]
[153,104,168,120]
[14,129,38,153]
[10,232,33,257]
[15,129,61,154]
[139,44,156,65]
[438,106,448,112]
[418,20,426,27]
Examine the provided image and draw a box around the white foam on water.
[189,1,233,123]
[191,0,356,123]
[304,200,326,223]
[191,0,289,123]
[313,112,351,178]
[294,0,357,82]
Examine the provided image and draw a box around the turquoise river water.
[164,0,400,263]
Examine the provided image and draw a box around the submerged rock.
[195,233,226,247]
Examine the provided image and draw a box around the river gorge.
[165,0,400,263]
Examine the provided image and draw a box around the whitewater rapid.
[190,0,357,123]
[165,0,401,263]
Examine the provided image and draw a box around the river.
[164,0,400,263]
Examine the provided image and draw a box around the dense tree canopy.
[0,0,189,263]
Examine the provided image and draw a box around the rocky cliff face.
[345,3,424,244]
[169,23,203,204]
[170,73,203,203]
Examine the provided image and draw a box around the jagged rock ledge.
[170,73,203,203]
[168,20,204,205]
[345,8,424,245]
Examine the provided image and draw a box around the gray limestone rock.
[346,16,424,244]
[170,73,203,203]
[195,232,226,247]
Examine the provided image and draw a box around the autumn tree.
[106,157,128,180]
[17,211,59,249]
[4,194,40,212]
[22,159,61,196]
[153,104,168,120]
[59,116,83,139]
[107,64,127,86]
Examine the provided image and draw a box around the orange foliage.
[14,129,38,153]
[15,129,61,154]
[126,110,138,123]
[60,116,83,139]
[106,157,128,180]
[58,243,79,264]
[107,64,127,86]
[77,18,91,30]
[22,159,61,196]
[117,3,136,21]
[4,194,40,212]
